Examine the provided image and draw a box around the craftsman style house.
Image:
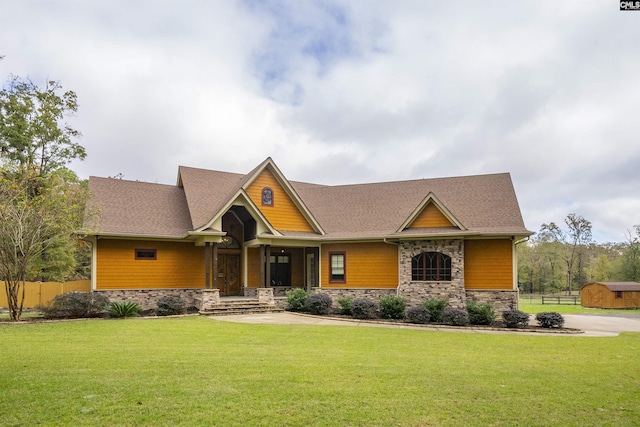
[84,158,532,312]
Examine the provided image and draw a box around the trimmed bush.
[156,295,186,316]
[108,301,141,318]
[441,307,469,326]
[306,293,333,315]
[423,298,449,323]
[502,309,530,328]
[337,296,354,315]
[379,295,406,319]
[38,292,109,319]
[350,298,378,320]
[536,312,565,328]
[406,305,431,324]
[466,301,496,326]
[285,288,308,311]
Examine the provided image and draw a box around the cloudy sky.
[1,1,638,243]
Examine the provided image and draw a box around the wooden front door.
[217,254,241,296]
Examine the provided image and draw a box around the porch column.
[212,242,219,289]
[259,244,271,288]
[205,243,211,289]
[265,244,271,288]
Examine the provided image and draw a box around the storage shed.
[581,282,640,309]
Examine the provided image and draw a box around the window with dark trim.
[329,252,346,283]
[270,253,290,286]
[262,187,274,206]
[135,249,157,260]
[411,252,451,281]
[615,291,623,299]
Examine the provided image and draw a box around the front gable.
[398,192,465,232]
[243,159,323,234]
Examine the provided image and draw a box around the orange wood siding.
[464,239,513,290]
[96,239,205,289]
[410,203,453,228]
[321,243,398,288]
[246,169,314,232]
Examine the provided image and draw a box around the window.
[329,252,346,283]
[135,249,157,260]
[411,252,451,281]
[270,253,290,286]
[262,187,274,206]
[615,291,623,299]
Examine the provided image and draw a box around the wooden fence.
[0,280,91,308]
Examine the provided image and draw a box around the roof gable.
[398,192,465,232]
[241,158,324,234]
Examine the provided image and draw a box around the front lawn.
[1,316,638,426]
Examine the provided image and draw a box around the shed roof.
[584,282,640,291]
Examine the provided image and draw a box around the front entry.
[217,254,241,296]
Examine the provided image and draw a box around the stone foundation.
[310,288,396,302]
[465,289,519,314]
[95,289,204,310]
[244,286,294,298]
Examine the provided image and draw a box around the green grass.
[1,317,639,426]
[519,297,640,315]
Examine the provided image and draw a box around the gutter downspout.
[384,238,401,295]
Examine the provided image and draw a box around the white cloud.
[1,1,639,242]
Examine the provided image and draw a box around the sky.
[1,1,639,243]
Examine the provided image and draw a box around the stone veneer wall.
[95,289,203,310]
[465,289,519,314]
[397,240,466,308]
[310,287,396,302]
[244,286,292,298]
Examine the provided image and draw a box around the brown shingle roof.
[292,173,530,238]
[86,177,192,237]
[587,282,640,291]
[86,161,531,240]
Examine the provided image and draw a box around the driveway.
[211,312,640,337]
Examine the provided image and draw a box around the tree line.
[518,214,640,295]
[1,61,89,320]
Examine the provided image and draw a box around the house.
[84,157,532,313]
[581,282,640,309]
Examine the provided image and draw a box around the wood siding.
[96,239,205,289]
[246,169,314,232]
[321,242,398,288]
[464,239,513,290]
[410,203,453,228]
[581,283,640,308]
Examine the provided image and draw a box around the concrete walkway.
[210,312,640,337]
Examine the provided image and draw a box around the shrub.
[441,307,470,326]
[502,309,530,328]
[423,298,449,323]
[156,295,186,316]
[350,298,378,319]
[285,288,308,311]
[108,301,141,318]
[536,312,565,328]
[305,293,333,315]
[337,296,354,315]
[378,295,406,319]
[466,301,496,326]
[406,305,431,324]
[38,292,109,319]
